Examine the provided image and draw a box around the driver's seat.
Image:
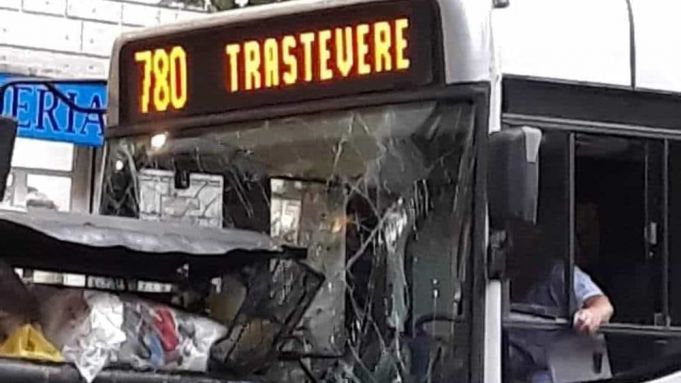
[546,333,612,383]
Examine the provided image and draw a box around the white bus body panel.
[495,0,631,87]
[438,0,495,84]
[496,0,681,96]
[485,279,503,383]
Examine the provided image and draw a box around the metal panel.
[70,144,93,213]
[502,77,681,131]
[437,0,495,84]
[632,0,681,93]
[484,281,503,383]
[494,0,631,86]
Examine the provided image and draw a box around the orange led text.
[224,18,411,92]
[135,46,188,114]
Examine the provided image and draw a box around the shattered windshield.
[100,101,477,382]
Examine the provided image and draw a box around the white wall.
[631,0,681,93]
[0,0,207,78]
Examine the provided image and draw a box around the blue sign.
[0,74,106,147]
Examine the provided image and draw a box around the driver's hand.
[573,308,603,336]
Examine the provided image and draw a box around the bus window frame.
[108,84,479,138]
[499,114,681,338]
[500,76,681,337]
[498,115,681,383]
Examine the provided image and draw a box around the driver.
[507,222,614,383]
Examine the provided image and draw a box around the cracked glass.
[99,100,477,382]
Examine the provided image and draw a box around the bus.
[102,0,493,382]
[90,0,681,383]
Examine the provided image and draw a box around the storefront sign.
[0,74,106,147]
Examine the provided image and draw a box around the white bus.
[95,0,681,382]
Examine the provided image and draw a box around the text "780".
[134,46,188,114]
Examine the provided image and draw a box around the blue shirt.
[508,262,604,382]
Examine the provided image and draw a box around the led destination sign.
[118,0,435,126]
[222,19,412,93]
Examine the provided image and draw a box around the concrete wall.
[0,0,207,79]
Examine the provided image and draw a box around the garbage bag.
[32,285,90,350]
[0,324,63,362]
[61,291,126,383]
[115,295,227,372]
[29,282,227,381]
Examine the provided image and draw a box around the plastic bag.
[62,291,126,383]
[33,286,225,381]
[0,324,63,362]
[116,296,226,372]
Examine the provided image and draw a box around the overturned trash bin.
[0,210,323,383]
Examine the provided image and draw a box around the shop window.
[11,138,73,172]
[0,137,88,214]
[25,174,72,211]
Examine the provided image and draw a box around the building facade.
[0,0,206,214]
[0,0,207,285]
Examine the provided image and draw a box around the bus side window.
[670,142,681,325]
[505,132,678,382]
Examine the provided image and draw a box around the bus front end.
[101,0,497,382]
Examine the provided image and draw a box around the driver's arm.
[572,267,614,335]
[574,295,614,335]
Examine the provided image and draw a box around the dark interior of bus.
[574,135,651,374]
